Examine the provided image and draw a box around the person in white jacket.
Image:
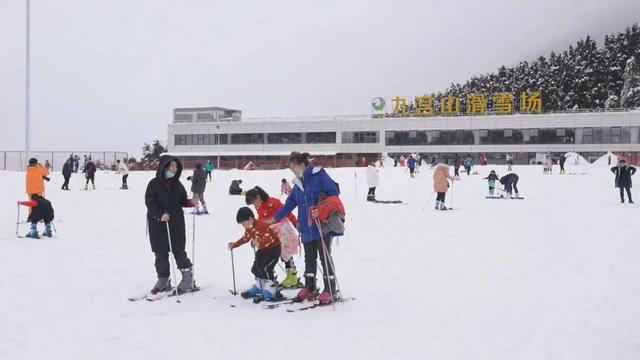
[366,162,379,202]
[116,159,130,190]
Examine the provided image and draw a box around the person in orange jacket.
[26,158,50,197]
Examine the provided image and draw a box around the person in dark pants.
[145,155,198,294]
[61,159,73,190]
[453,154,461,178]
[229,179,243,195]
[18,194,55,238]
[272,152,342,305]
[187,163,208,214]
[82,160,97,190]
[559,154,567,174]
[499,173,520,198]
[611,159,636,203]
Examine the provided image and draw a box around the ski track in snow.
[0,164,639,359]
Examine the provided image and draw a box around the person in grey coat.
[187,163,209,214]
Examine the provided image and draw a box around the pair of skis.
[128,286,201,302]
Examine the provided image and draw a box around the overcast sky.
[1,0,639,157]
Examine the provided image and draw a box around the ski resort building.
[167,107,640,169]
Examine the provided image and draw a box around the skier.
[281,178,292,196]
[26,158,50,197]
[186,163,209,214]
[204,160,214,182]
[144,155,198,294]
[116,159,129,190]
[407,155,417,178]
[82,159,97,190]
[559,154,567,174]
[18,194,54,238]
[431,154,438,168]
[245,186,300,288]
[433,161,453,210]
[366,161,379,201]
[61,158,73,190]
[228,207,282,300]
[271,152,343,305]
[484,170,500,196]
[463,154,474,175]
[73,155,80,172]
[499,173,520,198]
[506,154,514,172]
[415,154,421,174]
[544,155,553,174]
[44,159,52,172]
[229,179,244,195]
[611,159,636,203]
[453,154,461,178]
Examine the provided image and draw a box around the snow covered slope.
[0,164,639,359]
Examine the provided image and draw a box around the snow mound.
[593,152,618,166]
[564,151,590,166]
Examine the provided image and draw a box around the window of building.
[504,130,513,137]
[557,128,566,136]
[342,131,379,144]
[479,129,488,137]
[304,132,336,144]
[611,127,621,143]
[231,133,265,145]
[174,114,193,123]
[267,133,303,144]
[219,134,228,145]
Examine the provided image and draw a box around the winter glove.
[187,176,192,181]
[227,242,236,250]
[43,176,51,182]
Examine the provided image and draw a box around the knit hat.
[236,207,254,223]
[29,158,38,165]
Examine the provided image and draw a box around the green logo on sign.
[372,97,386,111]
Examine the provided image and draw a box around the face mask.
[164,169,175,179]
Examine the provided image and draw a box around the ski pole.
[353,172,357,203]
[229,249,237,295]
[165,221,181,303]
[422,191,436,211]
[15,203,20,236]
[315,217,337,310]
[449,179,455,209]
[51,222,58,235]
[191,210,196,292]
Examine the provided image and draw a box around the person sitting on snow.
[18,194,55,238]
[228,207,282,301]
[229,179,244,195]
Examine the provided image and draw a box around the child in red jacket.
[245,186,300,288]
[228,207,282,300]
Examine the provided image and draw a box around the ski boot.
[25,224,39,239]
[366,194,376,202]
[150,277,172,294]
[84,184,88,190]
[280,268,300,288]
[295,274,318,302]
[92,184,96,190]
[241,279,262,299]
[177,268,196,294]
[439,202,448,211]
[260,279,278,301]
[42,223,53,238]
[202,205,209,215]
[318,276,339,305]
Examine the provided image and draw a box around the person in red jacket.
[228,207,281,300]
[245,186,300,288]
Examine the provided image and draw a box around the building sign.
[372,91,542,117]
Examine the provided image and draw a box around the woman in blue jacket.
[272,152,340,304]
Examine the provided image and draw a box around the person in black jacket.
[145,155,198,294]
[18,194,55,238]
[187,163,208,214]
[499,173,520,198]
[229,179,244,195]
[559,154,567,174]
[61,159,73,190]
[611,159,636,203]
[453,154,461,178]
[82,160,97,190]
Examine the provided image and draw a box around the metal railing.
[0,151,128,171]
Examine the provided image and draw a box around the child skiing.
[611,159,636,203]
[433,162,453,210]
[407,155,417,178]
[144,155,199,295]
[366,162,379,201]
[83,159,97,190]
[18,194,55,238]
[281,178,292,196]
[245,187,300,288]
[228,207,282,301]
[187,163,209,214]
[116,159,129,190]
[204,160,214,182]
[463,154,474,175]
[25,158,50,197]
[484,170,500,196]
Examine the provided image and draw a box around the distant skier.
[366,162,379,201]
[26,158,50,197]
[82,159,97,190]
[415,154,421,174]
[499,173,520,198]
[543,156,553,174]
[229,179,244,195]
[73,155,80,172]
[18,194,54,238]
[463,154,474,175]
[559,154,567,174]
[144,155,198,294]
[611,159,636,203]
[44,159,52,172]
[186,163,209,214]
[506,154,513,172]
[433,162,453,210]
[431,154,438,168]
[245,186,300,288]
[61,158,73,190]
[281,178,292,196]
[116,159,129,190]
[484,170,500,196]
[204,160,214,182]
[229,207,282,300]
[407,155,417,178]
[453,154,461,178]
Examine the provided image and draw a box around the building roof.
[166,150,337,157]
